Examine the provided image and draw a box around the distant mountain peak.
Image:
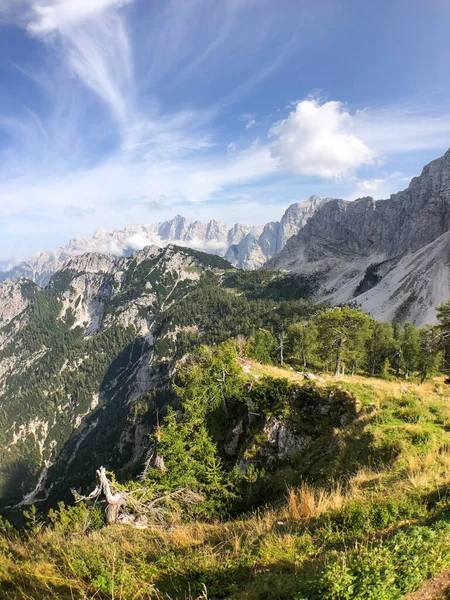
[0,200,325,286]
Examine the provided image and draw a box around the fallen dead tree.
[73,466,204,527]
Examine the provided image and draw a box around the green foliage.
[147,406,234,516]
[366,322,396,376]
[248,376,293,416]
[316,523,450,600]
[380,357,391,380]
[417,326,443,382]
[315,306,372,375]
[401,322,420,376]
[247,330,276,364]
[47,501,104,533]
[287,321,318,368]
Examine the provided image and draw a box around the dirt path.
[404,569,450,600]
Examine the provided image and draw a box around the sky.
[0,0,450,262]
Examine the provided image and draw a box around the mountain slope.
[0,247,318,508]
[267,149,450,325]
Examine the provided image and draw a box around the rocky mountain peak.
[0,206,308,286]
[0,279,35,330]
[61,252,123,275]
[268,149,450,325]
[225,196,332,268]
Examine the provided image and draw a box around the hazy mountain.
[0,200,326,286]
[0,216,254,287]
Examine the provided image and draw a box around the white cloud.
[0,0,136,127]
[352,105,450,153]
[241,113,256,129]
[61,13,134,126]
[123,233,228,254]
[64,204,96,218]
[124,233,162,251]
[348,173,411,201]
[25,0,133,34]
[269,99,374,178]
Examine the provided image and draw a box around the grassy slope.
[2,365,450,599]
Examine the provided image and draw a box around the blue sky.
[0,0,450,262]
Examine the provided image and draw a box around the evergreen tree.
[436,300,450,340]
[314,307,372,377]
[366,322,395,376]
[417,326,442,383]
[247,330,276,364]
[401,323,420,377]
[287,321,318,368]
[391,323,404,376]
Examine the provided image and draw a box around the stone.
[304,372,317,380]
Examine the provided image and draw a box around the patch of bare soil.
[404,568,450,600]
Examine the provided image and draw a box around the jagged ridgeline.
[0,244,318,509]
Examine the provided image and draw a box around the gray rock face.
[225,196,329,269]
[268,149,450,325]
[0,279,34,332]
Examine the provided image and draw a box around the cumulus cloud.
[123,233,228,254]
[270,99,374,178]
[124,233,162,251]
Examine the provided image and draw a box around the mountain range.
[1,148,450,331]
[1,148,450,508]
[0,244,310,508]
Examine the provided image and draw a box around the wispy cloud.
[26,0,133,34]
[0,0,450,260]
[60,13,134,126]
[352,103,450,153]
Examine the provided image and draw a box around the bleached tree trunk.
[278,332,286,366]
[97,467,125,525]
[75,467,204,527]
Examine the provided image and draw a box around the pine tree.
[314,307,372,377]
[417,326,442,383]
[287,321,318,368]
[401,323,420,377]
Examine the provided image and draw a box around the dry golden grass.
[242,358,450,402]
[284,482,346,523]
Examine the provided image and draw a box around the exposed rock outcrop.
[225,196,329,268]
